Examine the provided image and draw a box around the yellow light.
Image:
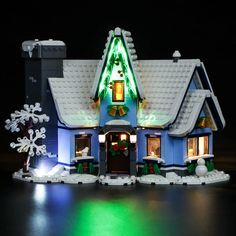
[120,134,127,140]
[113,80,124,102]
[130,134,137,143]
[98,134,106,143]
[198,137,204,155]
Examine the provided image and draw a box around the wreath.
[109,140,129,156]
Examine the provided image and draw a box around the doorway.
[107,132,130,174]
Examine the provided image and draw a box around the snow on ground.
[62,174,98,184]
[179,170,230,185]
[137,170,230,185]
[12,165,98,184]
[98,175,136,186]
[12,166,230,186]
[137,174,171,185]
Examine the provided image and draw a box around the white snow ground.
[12,165,230,185]
[12,165,98,184]
[137,170,230,185]
[98,175,136,186]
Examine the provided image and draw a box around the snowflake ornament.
[5,103,49,132]
[10,127,47,157]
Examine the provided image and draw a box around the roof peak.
[91,27,144,100]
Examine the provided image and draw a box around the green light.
[69,199,166,236]
[98,37,138,100]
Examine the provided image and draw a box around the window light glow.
[187,136,209,158]
[113,80,124,102]
[147,137,160,157]
[120,134,127,141]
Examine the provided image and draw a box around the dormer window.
[112,80,124,102]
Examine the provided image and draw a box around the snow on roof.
[47,29,225,133]
[168,89,211,137]
[48,60,99,128]
[48,58,225,132]
[137,59,200,127]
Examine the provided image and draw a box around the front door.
[107,132,130,174]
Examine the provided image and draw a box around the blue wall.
[137,129,183,165]
[58,128,99,166]
[137,128,213,167]
[99,83,137,126]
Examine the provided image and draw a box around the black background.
[0,1,235,161]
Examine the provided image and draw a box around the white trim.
[160,166,187,171]
[143,156,165,163]
[106,120,130,125]
[64,166,76,170]
[185,154,214,163]
[72,156,95,162]
[204,101,217,131]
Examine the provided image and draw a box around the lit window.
[113,80,124,102]
[75,135,91,157]
[198,136,209,155]
[187,136,209,157]
[187,137,198,157]
[147,137,161,157]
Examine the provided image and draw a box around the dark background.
[0,0,235,171]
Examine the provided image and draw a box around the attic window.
[112,80,124,102]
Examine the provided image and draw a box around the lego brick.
[168,90,224,137]
[138,59,199,127]
[22,40,66,59]
[48,60,99,127]
[91,27,144,100]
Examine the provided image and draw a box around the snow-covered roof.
[137,59,200,127]
[90,27,144,100]
[22,39,65,49]
[47,28,225,136]
[48,60,99,128]
[168,89,211,137]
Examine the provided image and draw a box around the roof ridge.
[90,27,144,100]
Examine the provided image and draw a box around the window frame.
[75,134,92,157]
[146,134,161,157]
[187,135,209,158]
[112,80,125,102]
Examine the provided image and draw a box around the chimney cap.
[172,50,181,62]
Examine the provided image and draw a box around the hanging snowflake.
[5,103,49,132]
[10,127,47,157]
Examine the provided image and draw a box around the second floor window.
[113,80,124,102]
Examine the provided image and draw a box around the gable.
[168,90,225,137]
[90,27,144,101]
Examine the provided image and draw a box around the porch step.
[98,175,136,186]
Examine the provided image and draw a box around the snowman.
[195,158,208,177]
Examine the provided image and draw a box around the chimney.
[172,50,181,62]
